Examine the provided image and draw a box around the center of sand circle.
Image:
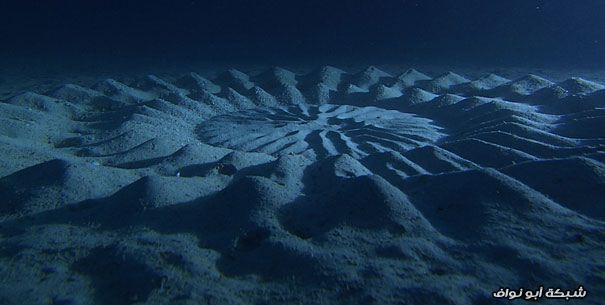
[196,104,446,159]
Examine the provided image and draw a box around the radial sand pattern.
[196,104,446,159]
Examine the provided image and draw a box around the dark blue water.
[2,0,605,68]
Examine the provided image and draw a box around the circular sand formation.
[2,67,605,305]
[196,104,446,159]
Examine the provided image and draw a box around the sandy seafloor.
[0,63,604,305]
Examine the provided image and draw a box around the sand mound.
[417,71,470,93]
[1,66,604,305]
[392,69,432,88]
